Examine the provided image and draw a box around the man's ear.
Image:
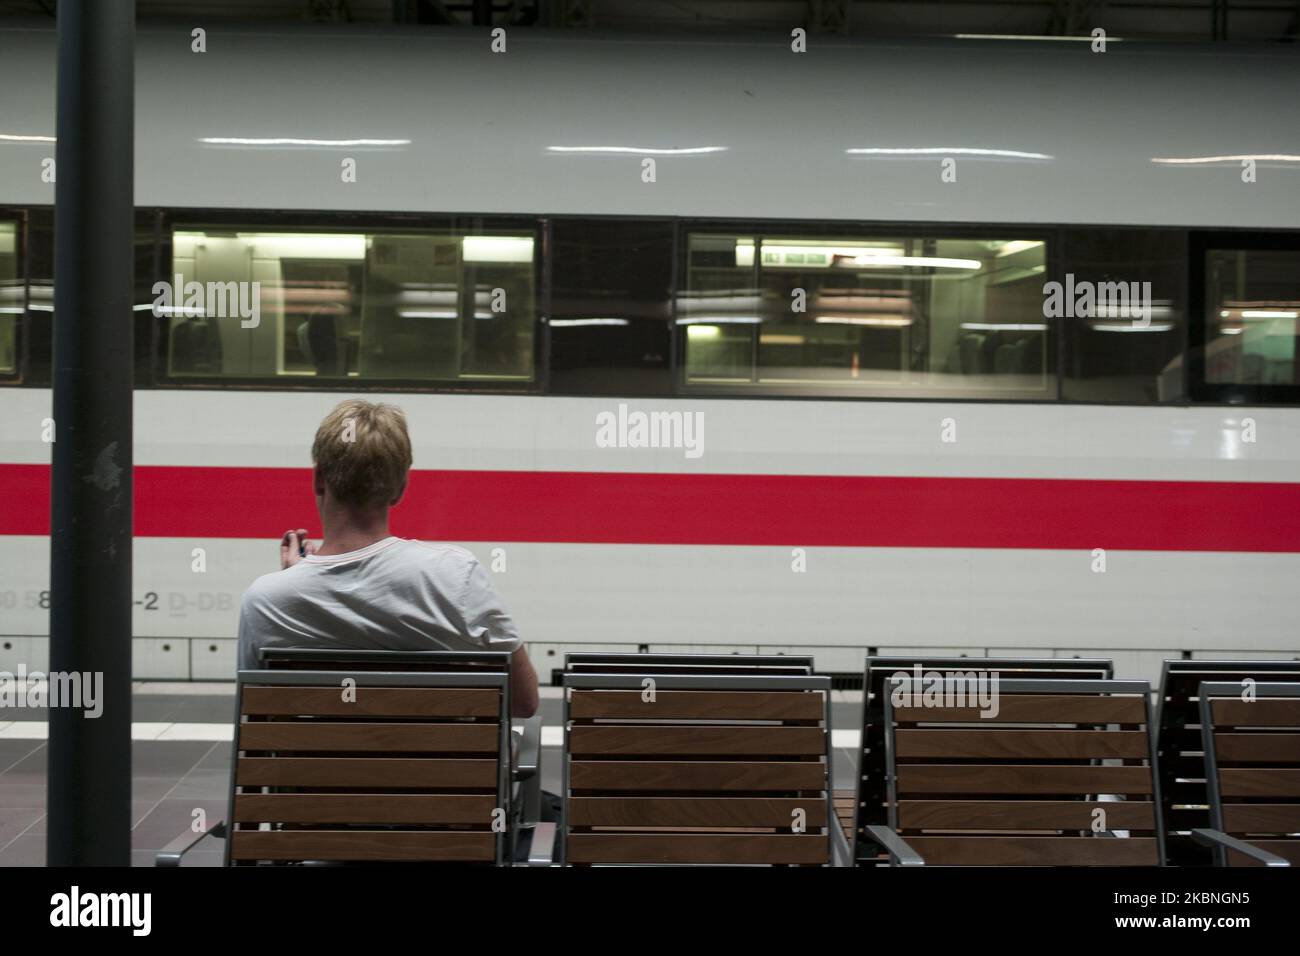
[313,466,326,498]
[390,476,408,508]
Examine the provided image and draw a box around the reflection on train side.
[165,229,537,383]
[680,233,1051,397]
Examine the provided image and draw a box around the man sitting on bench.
[237,398,539,717]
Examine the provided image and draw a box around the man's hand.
[280,528,318,569]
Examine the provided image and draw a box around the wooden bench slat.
[568,796,827,828]
[570,690,823,721]
[233,793,497,825]
[569,725,824,756]
[892,694,1145,724]
[238,722,500,753]
[906,836,1159,866]
[1214,733,1300,762]
[570,760,827,792]
[566,833,828,865]
[230,830,496,862]
[1222,803,1300,833]
[897,764,1154,795]
[237,756,498,788]
[895,729,1149,760]
[1218,768,1300,797]
[241,686,500,718]
[1212,699,1300,727]
[898,799,1156,830]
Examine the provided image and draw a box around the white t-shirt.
[237,537,521,670]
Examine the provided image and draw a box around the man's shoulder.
[398,539,480,571]
[242,565,308,607]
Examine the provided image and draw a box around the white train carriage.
[0,24,1298,683]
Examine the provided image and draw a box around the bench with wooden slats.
[560,672,834,866]
[864,677,1162,867]
[226,667,512,865]
[1194,681,1300,867]
[849,657,1114,864]
[1154,660,1300,865]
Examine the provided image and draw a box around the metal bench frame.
[1193,680,1300,868]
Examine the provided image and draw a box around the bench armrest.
[526,822,557,866]
[512,713,543,827]
[1192,828,1291,867]
[829,812,853,866]
[155,821,227,867]
[514,713,541,782]
[864,824,926,867]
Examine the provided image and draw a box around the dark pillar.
[47,0,135,867]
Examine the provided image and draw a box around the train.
[1,22,1298,684]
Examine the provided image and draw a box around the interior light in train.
[815,315,913,327]
[462,236,534,263]
[848,255,982,270]
[549,318,630,327]
[997,240,1044,257]
[686,325,721,340]
[676,316,761,325]
[1091,324,1176,332]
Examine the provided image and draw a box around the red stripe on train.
[4,463,1300,552]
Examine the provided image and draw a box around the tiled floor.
[0,687,865,866]
[0,735,230,867]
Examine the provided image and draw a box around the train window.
[163,227,536,384]
[1060,229,1187,404]
[549,219,674,396]
[1204,248,1300,389]
[22,209,53,386]
[0,221,17,376]
[679,231,1052,398]
[20,208,157,388]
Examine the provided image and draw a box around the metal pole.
[47,0,135,867]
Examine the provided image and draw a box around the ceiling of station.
[0,0,1297,41]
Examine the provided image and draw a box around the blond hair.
[311,399,413,509]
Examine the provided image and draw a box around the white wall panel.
[8,389,1300,483]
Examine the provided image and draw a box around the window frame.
[1189,228,1300,406]
[0,208,26,384]
[152,208,547,395]
[673,217,1063,403]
